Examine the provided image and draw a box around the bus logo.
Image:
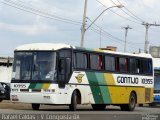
[75,74,84,83]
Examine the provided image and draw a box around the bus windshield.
[154,74,160,91]
[12,52,57,81]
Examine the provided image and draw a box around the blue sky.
[0,0,160,57]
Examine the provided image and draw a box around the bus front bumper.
[10,92,65,104]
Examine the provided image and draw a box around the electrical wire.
[90,27,144,51]
[0,0,82,26]
[87,17,143,45]
[110,0,143,23]
[116,0,145,22]
[95,0,141,25]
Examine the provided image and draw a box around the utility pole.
[122,25,132,53]
[80,0,88,47]
[142,22,160,53]
[80,2,123,47]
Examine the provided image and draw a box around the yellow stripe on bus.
[108,86,146,104]
[42,84,50,89]
[104,73,115,85]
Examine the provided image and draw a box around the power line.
[116,0,145,22]
[95,0,141,25]
[87,17,143,45]
[90,27,144,51]
[0,0,82,26]
[110,0,143,23]
[16,0,82,24]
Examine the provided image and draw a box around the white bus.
[11,43,154,111]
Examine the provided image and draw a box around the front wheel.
[120,92,136,111]
[32,104,40,110]
[69,91,77,111]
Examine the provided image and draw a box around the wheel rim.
[130,95,136,108]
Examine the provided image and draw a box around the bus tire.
[32,104,40,110]
[120,92,136,111]
[0,99,3,102]
[69,91,77,111]
[91,104,106,110]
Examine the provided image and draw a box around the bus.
[10,43,154,111]
[151,58,160,106]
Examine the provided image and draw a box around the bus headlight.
[12,89,18,92]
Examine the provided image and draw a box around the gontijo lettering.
[117,76,139,84]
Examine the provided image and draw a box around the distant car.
[0,82,10,102]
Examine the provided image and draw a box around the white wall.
[153,58,160,68]
[0,66,12,83]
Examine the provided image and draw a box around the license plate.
[11,95,19,101]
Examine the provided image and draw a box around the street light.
[80,3,124,47]
[86,5,124,30]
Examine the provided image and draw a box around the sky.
[0,0,160,57]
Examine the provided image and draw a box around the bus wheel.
[69,91,77,111]
[32,104,40,110]
[120,92,136,111]
[91,104,106,110]
[0,99,3,102]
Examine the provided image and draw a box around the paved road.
[0,101,160,120]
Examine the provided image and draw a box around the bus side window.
[74,52,88,69]
[137,59,141,74]
[105,56,115,71]
[141,59,153,75]
[148,60,153,75]
[118,57,128,73]
[116,57,120,72]
[98,55,103,70]
[129,58,138,74]
[89,54,103,70]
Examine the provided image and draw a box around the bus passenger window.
[137,59,141,73]
[141,59,152,75]
[90,54,101,70]
[118,57,128,72]
[98,55,103,70]
[105,56,115,71]
[129,58,137,73]
[74,52,88,69]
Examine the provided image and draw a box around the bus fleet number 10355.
[11,43,154,111]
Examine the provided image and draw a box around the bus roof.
[15,43,152,58]
[15,43,72,51]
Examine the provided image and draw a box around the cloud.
[0,22,55,35]
[143,0,155,8]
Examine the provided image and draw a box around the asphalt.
[0,101,160,120]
